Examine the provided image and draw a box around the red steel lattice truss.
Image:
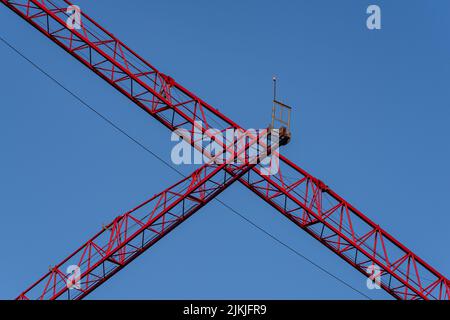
[2,0,449,300]
[17,128,274,300]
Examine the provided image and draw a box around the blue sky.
[0,0,449,299]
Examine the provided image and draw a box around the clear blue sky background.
[0,0,449,300]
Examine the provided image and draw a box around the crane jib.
[2,0,448,300]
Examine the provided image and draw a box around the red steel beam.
[17,129,272,300]
[3,0,449,300]
[17,163,251,300]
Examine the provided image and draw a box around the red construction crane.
[17,128,279,300]
[3,0,449,300]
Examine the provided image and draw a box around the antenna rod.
[273,76,277,102]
